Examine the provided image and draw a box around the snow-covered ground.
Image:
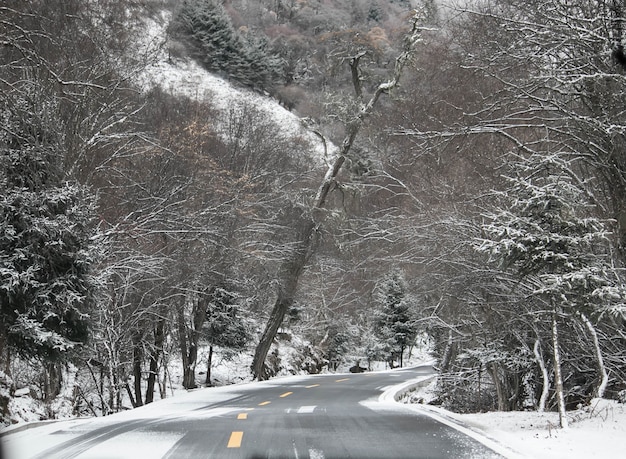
[401,378,625,459]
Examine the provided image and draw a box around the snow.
[457,399,625,459]
[395,377,626,459]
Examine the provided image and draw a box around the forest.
[1,0,626,429]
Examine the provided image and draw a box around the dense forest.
[1,0,626,428]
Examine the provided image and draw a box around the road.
[2,365,513,458]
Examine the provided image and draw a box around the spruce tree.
[477,153,620,426]
[372,269,417,367]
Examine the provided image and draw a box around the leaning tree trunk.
[251,220,317,380]
[251,10,424,381]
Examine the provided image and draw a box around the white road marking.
[297,405,316,414]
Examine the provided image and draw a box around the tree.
[0,81,99,398]
[203,286,250,385]
[171,0,284,90]
[250,8,425,380]
[476,153,621,427]
[372,269,417,367]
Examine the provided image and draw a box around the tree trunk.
[178,292,208,389]
[250,13,423,380]
[132,339,143,407]
[439,329,456,372]
[145,317,165,404]
[43,362,63,402]
[251,220,316,380]
[489,362,507,411]
[205,345,214,386]
[176,302,190,388]
[579,312,608,398]
[533,339,549,412]
[552,311,568,428]
[124,382,136,409]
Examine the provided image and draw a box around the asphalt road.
[2,365,509,459]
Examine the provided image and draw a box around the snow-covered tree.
[203,286,250,385]
[172,0,284,90]
[0,88,99,364]
[476,153,623,427]
[372,269,418,368]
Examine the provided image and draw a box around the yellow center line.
[227,431,243,448]
[280,391,293,398]
[237,413,248,420]
[258,401,271,406]
[335,378,350,382]
[305,384,320,388]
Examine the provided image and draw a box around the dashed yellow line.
[237,413,248,420]
[335,378,350,382]
[305,384,320,388]
[258,401,271,406]
[280,391,293,398]
[227,431,243,448]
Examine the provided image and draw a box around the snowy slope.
[135,10,329,160]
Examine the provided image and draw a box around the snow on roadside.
[459,398,625,459]
[404,379,625,459]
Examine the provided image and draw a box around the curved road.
[2,365,512,458]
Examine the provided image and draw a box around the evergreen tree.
[0,89,98,362]
[372,269,418,367]
[203,286,250,385]
[476,153,622,426]
[173,0,284,90]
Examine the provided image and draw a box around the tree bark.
[132,338,143,407]
[179,292,209,389]
[43,362,63,402]
[489,362,507,411]
[251,220,316,380]
[251,11,423,380]
[205,345,214,386]
[176,302,190,388]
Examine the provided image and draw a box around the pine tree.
[372,269,417,368]
[203,286,250,385]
